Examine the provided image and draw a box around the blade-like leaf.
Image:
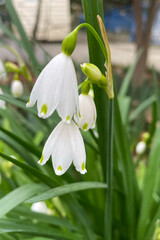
[0,153,61,187]
[0,218,83,240]
[0,183,47,217]
[0,126,41,158]
[5,0,41,74]
[129,95,155,121]
[26,182,107,203]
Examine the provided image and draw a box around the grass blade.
[0,183,47,217]
[26,182,107,203]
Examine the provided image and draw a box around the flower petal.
[75,94,97,131]
[70,121,87,174]
[57,57,79,122]
[52,122,73,175]
[38,121,64,165]
[37,53,69,118]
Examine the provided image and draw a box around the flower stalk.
[97,15,114,240]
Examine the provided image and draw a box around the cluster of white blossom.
[27,32,97,176]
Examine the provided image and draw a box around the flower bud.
[62,29,78,56]
[74,94,97,132]
[5,62,20,73]
[80,63,106,86]
[11,80,23,98]
[135,141,146,155]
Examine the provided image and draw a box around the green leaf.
[5,0,41,74]
[9,206,78,231]
[0,153,61,187]
[22,238,55,240]
[0,126,41,158]
[0,22,22,47]
[0,218,83,240]
[119,49,142,98]
[152,67,160,120]
[0,183,47,217]
[136,126,160,240]
[129,95,155,121]
[26,182,107,203]
[0,94,36,114]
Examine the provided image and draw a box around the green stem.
[0,44,24,66]
[76,23,108,62]
[105,99,114,240]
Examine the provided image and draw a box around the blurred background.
[0,0,160,83]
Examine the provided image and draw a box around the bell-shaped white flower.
[75,94,97,131]
[38,120,87,175]
[0,60,7,82]
[26,53,79,122]
[135,141,146,155]
[31,202,51,214]
[0,88,6,109]
[11,80,23,98]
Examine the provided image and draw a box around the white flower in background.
[11,80,23,98]
[75,94,97,131]
[0,88,6,109]
[38,120,87,175]
[0,60,7,81]
[31,202,50,214]
[135,141,146,155]
[26,53,79,122]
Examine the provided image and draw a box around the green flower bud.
[62,29,78,56]
[5,62,20,73]
[81,63,101,81]
[80,63,107,86]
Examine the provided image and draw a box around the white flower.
[135,141,146,155]
[11,80,23,98]
[0,60,7,82]
[31,202,50,214]
[38,120,87,175]
[75,94,97,131]
[26,53,79,122]
[0,88,6,109]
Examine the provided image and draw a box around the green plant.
[0,1,160,240]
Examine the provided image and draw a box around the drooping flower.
[38,120,87,175]
[26,28,79,122]
[75,93,97,131]
[11,80,23,98]
[26,53,79,122]
[135,141,146,155]
[31,202,51,214]
[0,88,6,109]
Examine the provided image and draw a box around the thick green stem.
[105,99,114,240]
[82,0,113,239]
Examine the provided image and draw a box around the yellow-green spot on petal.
[39,155,43,163]
[66,115,70,121]
[58,166,62,171]
[79,112,81,118]
[27,100,30,104]
[83,123,88,131]
[81,162,85,171]
[41,104,48,115]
